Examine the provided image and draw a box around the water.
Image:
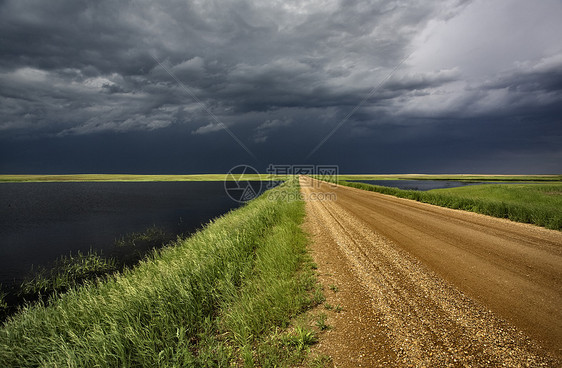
[0,181,265,286]
[348,180,489,191]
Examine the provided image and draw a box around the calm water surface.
[0,181,257,286]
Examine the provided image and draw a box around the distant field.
[0,174,286,182]
[337,174,562,182]
[3,174,559,183]
[431,183,562,208]
[339,181,562,230]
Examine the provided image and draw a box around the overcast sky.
[1,0,561,174]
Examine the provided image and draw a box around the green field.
[0,178,325,367]
[337,174,562,182]
[431,183,562,209]
[0,174,286,182]
[339,181,562,230]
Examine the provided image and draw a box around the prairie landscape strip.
[0,177,321,367]
[0,174,285,182]
[338,180,562,230]
[337,174,562,182]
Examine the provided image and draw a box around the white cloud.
[253,118,293,143]
[191,122,223,135]
[173,57,205,73]
[408,0,562,76]
[386,0,562,120]
[83,77,115,89]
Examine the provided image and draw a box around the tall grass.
[18,250,118,298]
[0,292,7,317]
[0,177,319,367]
[339,181,562,230]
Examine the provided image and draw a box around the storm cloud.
[1,0,561,173]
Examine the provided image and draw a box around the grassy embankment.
[0,174,285,182]
[0,178,326,367]
[338,180,562,230]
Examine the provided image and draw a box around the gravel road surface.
[301,177,561,367]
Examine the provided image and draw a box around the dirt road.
[301,177,562,367]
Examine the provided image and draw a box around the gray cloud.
[483,54,562,94]
[0,0,470,134]
[253,117,294,143]
[0,0,561,173]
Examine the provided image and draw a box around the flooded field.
[0,181,258,285]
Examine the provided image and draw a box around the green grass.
[0,177,321,367]
[0,292,7,317]
[339,181,562,230]
[0,174,286,182]
[315,313,330,331]
[114,225,170,248]
[432,183,562,208]
[337,174,562,182]
[18,250,118,298]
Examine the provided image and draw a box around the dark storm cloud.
[0,0,561,173]
[0,0,469,134]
